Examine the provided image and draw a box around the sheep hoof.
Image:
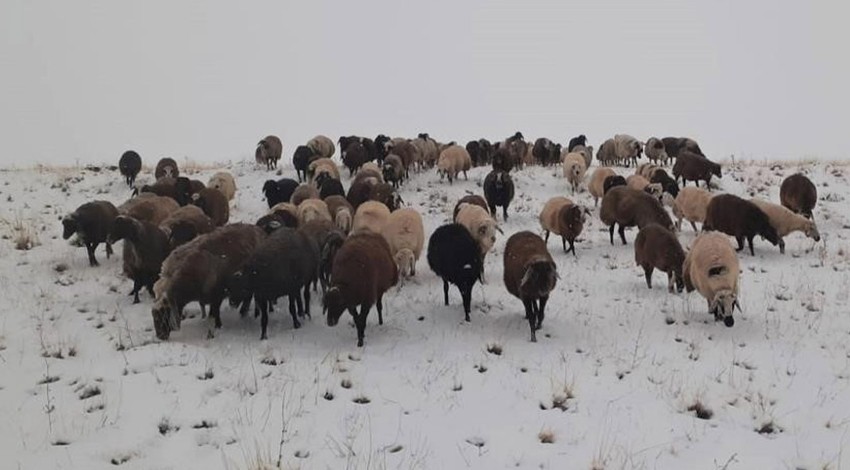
[724,316,735,327]
[206,329,215,339]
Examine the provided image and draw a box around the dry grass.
[538,428,556,444]
[0,215,40,250]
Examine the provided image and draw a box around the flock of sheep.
[59,132,823,346]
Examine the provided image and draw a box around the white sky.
[1,0,848,165]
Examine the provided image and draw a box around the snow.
[2,158,850,469]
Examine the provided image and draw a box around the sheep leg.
[289,296,301,329]
[239,298,250,317]
[460,286,472,322]
[131,280,142,304]
[502,206,509,221]
[259,296,270,340]
[734,236,745,252]
[523,299,537,342]
[643,266,653,289]
[86,242,99,267]
[303,284,311,318]
[106,242,113,259]
[544,230,550,243]
[690,221,698,232]
[609,224,616,245]
[443,279,450,306]
[488,204,497,218]
[538,296,548,330]
[779,238,785,255]
[618,225,627,245]
[747,236,755,256]
[354,304,372,347]
[376,295,384,325]
[569,239,577,257]
[209,296,224,329]
[667,272,675,293]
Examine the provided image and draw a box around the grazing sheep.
[452,194,489,221]
[297,198,332,226]
[483,170,515,220]
[342,140,369,177]
[683,232,740,327]
[588,167,617,206]
[155,157,179,180]
[626,174,663,199]
[672,150,721,188]
[120,194,180,226]
[503,231,558,342]
[318,229,346,293]
[644,138,669,165]
[207,172,236,201]
[151,223,266,340]
[317,175,345,199]
[427,224,483,322]
[382,208,425,277]
[192,188,229,226]
[352,200,391,235]
[538,196,589,256]
[596,138,618,166]
[292,145,315,182]
[119,150,142,187]
[307,135,335,160]
[600,186,674,245]
[263,178,299,208]
[634,224,685,292]
[562,152,587,194]
[324,195,354,233]
[108,215,171,303]
[662,137,704,159]
[382,154,405,188]
[324,232,398,347]
[614,134,643,167]
[703,194,779,255]
[63,200,119,267]
[290,183,320,206]
[750,198,821,254]
[159,205,215,247]
[436,145,472,183]
[256,135,283,170]
[780,173,817,218]
[307,157,341,183]
[672,187,714,231]
[603,175,627,194]
[567,134,587,152]
[455,204,500,269]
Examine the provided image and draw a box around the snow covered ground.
[2,157,850,470]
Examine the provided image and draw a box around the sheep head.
[151,297,179,340]
[324,287,345,327]
[225,270,252,308]
[108,215,141,244]
[395,249,416,278]
[709,289,740,327]
[474,219,498,253]
[520,257,558,298]
[335,208,352,233]
[803,220,821,242]
[61,215,78,240]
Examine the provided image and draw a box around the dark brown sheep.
[382,154,405,188]
[256,135,283,171]
[290,184,320,206]
[600,186,674,245]
[138,177,180,202]
[192,188,229,226]
[483,170,515,220]
[154,158,179,180]
[452,194,489,221]
[672,150,721,188]
[388,140,418,178]
[108,215,171,303]
[159,205,215,248]
[503,231,558,342]
[119,150,142,187]
[703,194,780,255]
[634,224,685,292]
[343,141,369,177]
[603,175,627,194]
[175,177,206,206]
[491,146,514,173]
[661,137,704,159]
[780,173,817,219]
[62,200,119,266]
[120,194,180,226]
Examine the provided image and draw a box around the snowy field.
[2,157,850,470]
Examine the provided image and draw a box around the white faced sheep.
[562,152,587,194]
[324,195,354,234]
[207,171,237,201]
[192,188,229,226]
[538,196,589,256]
[63,201,120,267]
[427,224,484,322]
[119,194,180,226]
[749,198,821,254]
[159,205,215,248]
[108,215,172,303]
[352,200,391,235]
[307,134,336,160]
[381,208,425,278]
[437,145,472,183]
[455,204,501,268]
[503,231,558,342]
[683,231,741,327]
[155,157,179,180]
[588,167,617,207]
[780,173,818,219]
[452,194,489,221]
[297,198,333,226]
[672,186,714,231]
[634,224,685,293]
[572,145,594,169]
[600,186,675,245]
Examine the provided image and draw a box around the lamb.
[562,152,587,194]
[588,167,617,206]
[192,188,229,226]
[351,201,391,235]
[382,154,405,188]
[108,215,171,303]
[483,170,515,220]
[672,187,714,231]
[290,183,320,206]
[455,204,500,265]
[538,196,589,256]
[436,145,472,183]
[567,134,587,152]
[427,224,484,322]
[672,150,721,188]
[119,150,142,187]
[381,208,425,278]
[661,137,704,159]
[297,198,332,226]
[342,140,369,177]
[324,232,398,347]
[452,194,489,221]
[780,173,817,218]
[503,231,558,342]
[120,194,180,226]
[324,195,354,233]
[634,224,685,292]
[644,138,669,165]
[207,171,236,201]
[683,231,740,327]
[600,186,675,245]
[307,135,335,160]
[263,178,299,208]
[292,145,314,182]
[317,174,345,199]
[256,135,283,170]
[159,205,215,247]
[702,194,780,255]
[155,157,179,180]
[62,200,119,266]
[151,223,266,340]
[307,157,340,183]
[749,198,821,254]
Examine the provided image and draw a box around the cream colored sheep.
[307,135,335,159]
[626,174,650,191]
[324,195,353,234]
[357,163,384,183]
[437,145,472,183]
[562,152,587,194]
[636,163,661,180]
[573,145,593,168]
[270,202,298,221]
[683,232,741,327]
[381,208,425,277]
[297,199,332,226]
[588,167,617,206]
[308,158,340,182]
[750,198,821,254]
[672,187,714,231]
[539,197,571,233]
[455,203,500,256]
[207,171,236,201]
[351,200,391,235]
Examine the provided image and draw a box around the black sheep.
[649,168,679,197]
[119,151,142,187]
[661,137,704,159]
[483,170,515,220]
[62,201,119,266]
[292,145,314,182]
[703,194,780,256]
[603,175,627,194]
[673,150,721,188]
[108,215,171,303]
[780,173,817,218]
[568,134,587,152]
[317,175,345,199]
[343,141,369,177]
[427,224,483,322]
[263,178,299,208]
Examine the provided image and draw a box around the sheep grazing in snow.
[503,231,558,342]
[413,133,440,169]
[452,194,489,221]
[427,224,483,322]
[324,195,354,234]
[352,200,391,235]
[297,198,332,226]
[749,198,821,254]
[644,138,669,165]
[368,182,403,212]
[159,205,215,248]
[538,196,589,256]
[588,167,617,206]
[562,152,587,194]
[136,178,181,204]
[483,170,515,220]
[292,145,315,182]
[307,135,335,160]
[626,174,664,200]
[780,173,818,219]
[387,140,418,177]
[263,178,299,208]
[683,231,741,327]
[63,200,120,266]
[634,224,685,293]
[614,134,643,167]
[119,150,142,187]
[703,194,779,255]
[600,186,674,245]
[207,172,236,201]
[437,145,472,183]
[290,183,320,206]
[155,157,179,180]
[192,188,229,226]
[603,175,627,194]
[596,139,618,166]
[672,186,714,231]
[108,215,172,303]
[324,232,398,347]
[256,135,282,170]
[381,208,425,278]
[673,150,721,188]
[175,177,206,205]
[120,194,180,226]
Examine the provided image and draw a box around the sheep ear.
[733,299,742,312]
[495,225,504,234]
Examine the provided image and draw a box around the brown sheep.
[108,215,172,303]
[503,231,558,342]
[192,188,229,226]
[588,167,617,206]
[452,194,489,221]
[672,150,721,188]
[159,205,215,247]
[324,195,354,234]
[62,200,120,267]
[703,194,780,255]
[538,196,589,256]
[120,194,180,226]
[256,135,283,170]
[600,186,674,245]
[290,184,320,206]
[634,224,685,292]
[155,157,179,180]
[779,173,817,219]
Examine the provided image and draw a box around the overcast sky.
[1,0,848,166]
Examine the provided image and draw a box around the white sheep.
[672,187,714,231]
[351,200,391,235]
[207,171,236,201]
[297,199,332,226]
[614,134,643,166]
[683,231,741,327]
[359,162,384,182]
[749,198,821,254]
[573,145,594,169]
[588,167,617,206]
[381,208,425,277]
[455,203,500,256]
[437,145,472,183]
[308,158,340,183]
[562,152,587,194]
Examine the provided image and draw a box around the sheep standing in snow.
[381,208,425,277]
[673,150,721,188]
[256,135,283,170]
[108,215,172,303]
[567,134,587,152]
[614,134,643,167]
[63,201,120,266]
[538,196,589,256]
[427,224,483,322]
[683,232,741,327]
[588,167,617,206]
[644,138,669,165]
[452,194,489,221]
[382,154,405,188]
[455,203,500,270]
[600,186,674,245]
[703,194,779,255]
[351,200,391,235]
[308,157,341,183]
[662,136,704,159]
[437,145,472,183]
[634,224,685,292]
[483,170,515,220]
[159,205,215,247]
[119,151,142,187]
[155,158,179,180]
[207,172,236,201]
[503,231,558,342]
[750,198,821,254]
[563,152,587,194]
[779,173,818,219]
[119,194,180,226]
[263,178,299,208]
[290,184,320,206]
[307,135,336,160]
[672,186,714,231]
[292,145,315,182]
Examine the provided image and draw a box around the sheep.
[256,212,293,234]
[119,150,142,187]
[322,232,397,346]
[572,145,594,169]
[780,173,817,218]
[307,157,340,182]
[192,188,229,226]
[626,174,664,199]
[381,208,425,278]
[567,134,587,152]
[256,135,283,170]
[603,175,627,194]
[644,138,669,165]
[649,168,679,197]
[207,171,236,201]
[307,134,335,160]
[151,223,266,340]
[368,182,402,212]
[436,145,471,183]
[413,133,440,169]
[562,152,587,194]
[175,177,206,205]
[120,194,180,226]
[297,198,332,226]
[357,162,384,183]
[614,134,643,167]
[346,176,378,210]
[317,174,345,199]
[373,134,392,164]
[324,195,354,234]
[749,198,821,254]
[503,231,558,342]
[588,167,617,206]
[318,229,346,293]
[672,150,721,188]
[703,194,779,255]
[263,178,299,208]
[269,202,300,226]
[137,177,182,204]
[483,170,515,221]
[427,223,483,322]
[662,136,704,159]
[466,139,493,167]
[292,145,314,182]
[682,231,740,327]
[63,200,119,266]
[538,196,589,256]
[342,140,369,177]
[159,205,215,247]
[596,138,618,166]
[290,183,320,206]
[108,215,171,303]
[452,194,489,221]
[600,186,674,245]
[155,157,179,180]
[504,132,528,170]
[382,154,405,188]
[672,187,713,231]
[351,200,391,235]
[387,140,418,177]
[634,224,685,292]
[455,204,500,269]
[491,146,514,173]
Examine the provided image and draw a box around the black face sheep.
[649,168,679,197]
[256,135,283,170]
[263,178,299,209]
[503,231,558,342]
[780,173,817,219]
[382,154,405,188]
[568,134,587,152]
[159,205,215,248]
[683,232,740,327]
[342,141,369,177]
[426,224,483,322]
[703,194,780,255]
[600,186,674,245]
[483,170,515,221]
[108,215,172,303]
[634,224,685,293]
[373,134,391,164]
[466,140,484,167]
[154,157,179,180]
[539,196,590,256]
[452,194,489,221]
[292,145,315,182]
[62,201,119,266]
[174,177,205,206]
[324,232,398,347]
[119,150,142,187]
[661,137,704,159]
[672,150,721,188]
[192,188,229,226]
